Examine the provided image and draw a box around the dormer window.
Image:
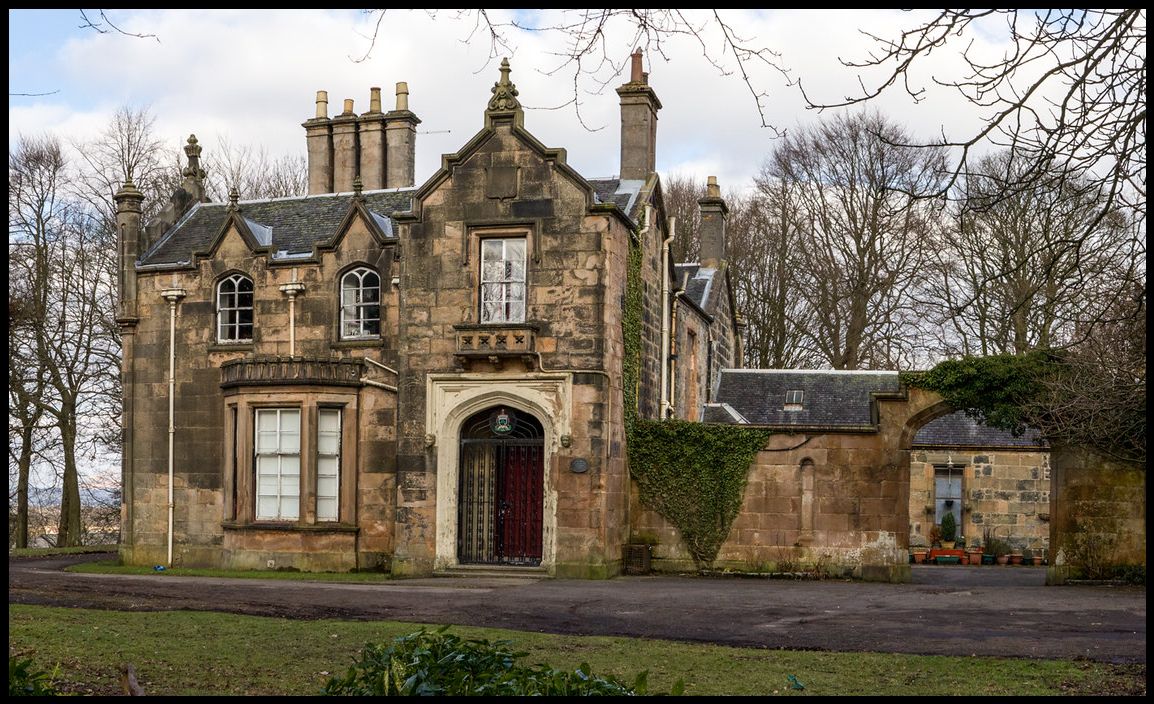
[340,267,381,339]
[217,274,254,343]
[784,389,804,411]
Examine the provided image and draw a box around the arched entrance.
[457,406,544,566]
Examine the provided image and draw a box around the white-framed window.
[217,274,254,343]
[480,238,526,324]
[340,267,381,339]
[784,389,804,411]
[316,408,341,522]
[255,408,300,521]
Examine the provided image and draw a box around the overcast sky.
[9,9,1012,195]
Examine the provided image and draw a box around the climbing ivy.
[900,350,1057,435]
[622,228,771,568]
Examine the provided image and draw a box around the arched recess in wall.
[799,457,815,545]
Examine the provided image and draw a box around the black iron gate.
[457,407,544,566]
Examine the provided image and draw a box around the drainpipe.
[279,268,305,357]
[659,216,676,419]
[160,287,187,567]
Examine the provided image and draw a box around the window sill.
[330,339,383,350]
[222,521,359,534]
[453,322,540,332]
[209,343,255,353]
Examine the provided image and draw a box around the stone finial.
[114,171,144,207]
[353,175,364,198]
[706,176,720,198]
[315,90,329,119]
[369,87,382,113]
[630,49,643,82]
[487,58,521,112]
[395,82,409,111]
[182,134,206,180]
[341,98,355,116]
[228,186,240,209]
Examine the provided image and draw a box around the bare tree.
[7,270,51,548]
[768,111,947,370]
[805,10,1145,266]
[662,173,705,263]
[928,151,1143,357]
[732,176,820,369]
[202,138,307,201]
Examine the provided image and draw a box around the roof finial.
[487,57,521,112]
[353,175,364,199]
[183,134,205,180]
[228,186,239,210]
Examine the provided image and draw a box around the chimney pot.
[342,98,355,115]
[369,87,382,113]
[707,176,720,198]
[395,82,409,111]
[315,90,329,119]
[630,49,643,82]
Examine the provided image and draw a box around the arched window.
[217,274,254,343]
[341,267,381,339]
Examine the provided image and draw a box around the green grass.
[9,545,117,557]
[66,560,394,583]
[8,605,1145,696]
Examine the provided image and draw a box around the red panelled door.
[458,407,544,566]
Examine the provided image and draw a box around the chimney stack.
[384,81,420,188]
[616,49,661,181]
[303,91,334,195]
[698,176,729,269]
[358,87,386,190]
[331,98,359,193]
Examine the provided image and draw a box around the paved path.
[9,555,1145,664]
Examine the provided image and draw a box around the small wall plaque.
[569,458,589,474]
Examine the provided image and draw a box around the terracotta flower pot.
[969,551,983,566]
[1009,553,1023,566]
[996,554,1009,565]
[1030,556,1043,566]
[912,551,927,564]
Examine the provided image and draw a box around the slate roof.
[139,190,414,266]
[704,369,901,428]
[913,411,1047,449]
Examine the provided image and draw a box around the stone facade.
[118,54,742,576]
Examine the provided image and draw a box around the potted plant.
[928,525,942,549]
[967,541,983,566]
[1023,548,1043,567]
[939,513,958,550]
[910,535,928,564]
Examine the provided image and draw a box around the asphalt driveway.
[9,554,1145,664]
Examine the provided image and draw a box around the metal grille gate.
[457,408,544,566]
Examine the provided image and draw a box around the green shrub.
[322,627,679,696]
[9,656,59,697]
[939,513,957,543]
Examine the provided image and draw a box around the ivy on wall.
[900,351,1055,435]
[622,229,771,568]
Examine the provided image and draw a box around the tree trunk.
[57,399,84,547]
[15,424,33,549]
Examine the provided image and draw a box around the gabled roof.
[704,369,901,428]
[139,190,413,266]
[913,411,1047,449]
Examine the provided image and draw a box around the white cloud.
[9,9,1013,193]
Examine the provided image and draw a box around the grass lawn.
[66,560,394,583]
[8,605,1145,696]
